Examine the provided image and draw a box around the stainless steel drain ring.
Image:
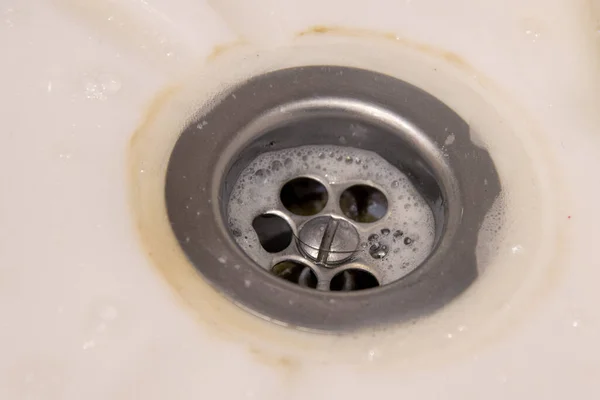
[165,66,501,332]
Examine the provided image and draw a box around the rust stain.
[207,40,246,62]
[126,78,316,375]
[296,25,471,71]
[297,25,376,38]
[128,84,180,152]
[248,346,303,382]
[249,347,301,370]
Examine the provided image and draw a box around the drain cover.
[165,66,501,331]
[297,216,360,265]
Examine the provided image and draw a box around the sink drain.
[165,66,501,331]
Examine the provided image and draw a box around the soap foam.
[227,145,435,283]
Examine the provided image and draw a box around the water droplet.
[367,348,376,361]
[255,169,266,178]
[83,73,121,100]
[444,133,455,145]
[381,228,390,236]
[345,156,353,164]
[393,230,403,238]
[391,180,399,188]
[511,244,524,254]
[368,234,379,242]
[369,243,388,259]
[404,237,413,245]
[318,152,325,159]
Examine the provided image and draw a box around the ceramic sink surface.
[1,0,600,399]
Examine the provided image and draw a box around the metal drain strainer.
[227,144,437,290]
[165,66,501,331]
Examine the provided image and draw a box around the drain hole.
[339,185,388,222]
[330,269,379,291]
[252,214,293,253]
[272,261,318,289]
[280,177,328,216]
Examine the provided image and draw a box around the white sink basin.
[1,0,599,398]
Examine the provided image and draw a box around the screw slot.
[340,184,388,223]
[296,215,360,265]
[280,177,328,216]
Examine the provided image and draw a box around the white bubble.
[510,244,524,254]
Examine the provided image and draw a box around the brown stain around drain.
[207,40,247,62]
[296,25,471,72]
[128,84,181,152]
[126,79,316,375]
[127,25,569,374]
[248,347,303,378]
